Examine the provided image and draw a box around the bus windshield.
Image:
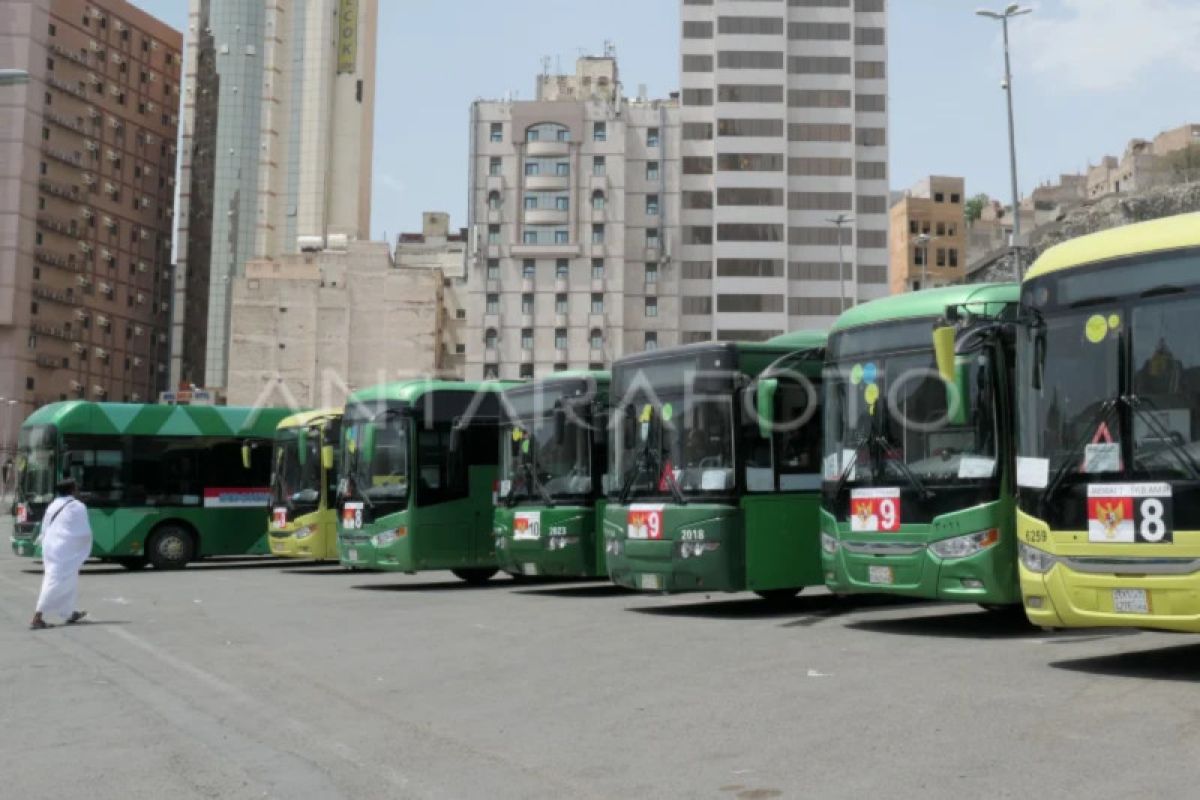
[826,323,1000,486]
[343,413,410,508]
[612,391,736,500]
[272,428,322,511]
[500,408,593,503]
[17,425,56,506]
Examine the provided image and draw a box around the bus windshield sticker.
[958,456,996,479]
[1016,456,1049,489]
[627,504,664,540]
[273,507,288,529]
[1083,443,1121,474]
[342,501,364,530]
[1087,483,1172,543]
[513,511,541,540]
[203,487,271,508]
[849,487,900,532]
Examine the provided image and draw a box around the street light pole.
[827,213,854,312]
[977,4,1032,277]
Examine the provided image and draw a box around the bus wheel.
[754,588,803,604]
[115,557,149,571]
[147,525,196,570]
[452,568,497,586]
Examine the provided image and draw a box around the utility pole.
[827,214,854,311]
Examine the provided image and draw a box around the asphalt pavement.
[3,519,1199,799]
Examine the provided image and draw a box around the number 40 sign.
[849,488,901,533]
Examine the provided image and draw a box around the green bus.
[494,372,609,578]
[11,401,291,569]
[603,332,827,600]
[821,284,1022,609]
[336,380,507,584]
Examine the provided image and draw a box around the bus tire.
[452,568,497,586]
[754,587,803,603]
[147,525,196,570]
[116,557,149,571]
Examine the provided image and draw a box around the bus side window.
[415,428,467,506]
[776,380,821,491]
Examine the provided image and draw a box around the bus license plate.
[1113,588,1149,614]
[522,563,539,576]
[639,573,662,591]
[868,565,894,585]
[348,548,358,562]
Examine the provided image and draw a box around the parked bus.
[494,372,609,578]
[266,408,342,561]
[11,401,289,569]
[603,332,826,600]
[1016,213,1200,632]
[336,380,506,584]
[821,284,1022,609]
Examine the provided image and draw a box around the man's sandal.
[66,611,89,625]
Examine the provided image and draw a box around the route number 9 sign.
[627,504,665,540]
[1087,483,1173,543]
[849,488,901,533]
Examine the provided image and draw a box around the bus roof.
[346,379,513,405]
[21,401,292,438]
[1026,212,1200,281]
[277,407,342,431]
[830,283,1019,334]
[503,370,609,393]
[766,329,827,350]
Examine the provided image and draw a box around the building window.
[913,247,926,266]
[646,228,660,248]
[455,344,466,355]
[525,161,540,176]
[484,364,499,379]
[591,294,604,314]
[455,309,466,320]
[523,230,538,244]
[486,259,499,280]
[936,249,947,267]
[556,294,568,314]
[555,196,569,211]
[590,329,604,350]
[592,190,606,211]
[490,122,503,142]
[524,195,537,210]
[646,161,660,181]
[645,264,658,284]
[486,294,499,314]
[592,224,605,244]
[593,156,606,177]
[488,191,501,210]
[554,363,568,372]
[645,298,658,318]
[646,194,660,215]
[485,328,498,349]
[555,162,570,176]
[934,192,945,203]
[49,23,56,35]
[521,329,533,350]
[647,128,660,147]
[521,294,534,315]
[519,364,534,379]
[644,332,658,351]
[592,259,606,280]
[950,193,961,204]
[522,259,536,279]
[554,230,569,244]
[949,249,959,268]
[488,224,500,244]
[593,122,607,142]
[555,329,568,350]
[556,259,569,279]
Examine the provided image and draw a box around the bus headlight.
[372,527,405,547]
[929,529,1000,559]
[1019,541,1057,574]
[605,538,623,556]
[820,532,839,555]
[548,536,580,551]
[293,525,316,541]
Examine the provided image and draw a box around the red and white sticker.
[203,487,271,508]
[15,504,27,524]
[513,511,541,540]
[627,504,665,540]
[849,488,901,533]
[1087,483,1172,543]
[342,501,364,530]
[272,507,288,529]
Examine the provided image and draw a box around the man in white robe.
[30,479,92,630]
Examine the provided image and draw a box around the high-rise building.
[465,55,681,381]
[678,0,889,340]
[172,0,378,390]
[888,176,967,293]
[0,0,182,446]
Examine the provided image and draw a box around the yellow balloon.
[1085,314,1108,344]
[864,383,880,405]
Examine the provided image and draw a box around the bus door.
[415,426,471,563]
[60,436,123,548]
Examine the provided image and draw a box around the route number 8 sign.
[849,488,901,533]
[1087,483,1173,543]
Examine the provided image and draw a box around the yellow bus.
[1017,212,1200,631]
[265,408,341,561]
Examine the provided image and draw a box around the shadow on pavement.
[626,591,926,621]
[845,608,1048,639]
[1049,641,1200,682]
[352,580,514,593]
[514,583,630,599]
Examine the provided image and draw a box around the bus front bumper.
[269,518,337,561]
[606,539,737,594]
[497,537,596,578]
[824,540,1019,605]
[10,535,39,558]
[1021,563,1200,633]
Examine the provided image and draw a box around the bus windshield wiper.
[1041,398,1119,511]
[524,457,556,508]
[872,433,934,499]
[832,431,873,498]
[1125,394,1200,480]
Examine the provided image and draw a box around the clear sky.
[135,0,1200,238]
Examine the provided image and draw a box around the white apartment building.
[172,0,378,390]
[679,0,889,341]
[465,56,681,381]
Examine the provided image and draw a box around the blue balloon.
[863,362,878,384]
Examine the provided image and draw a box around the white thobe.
[34,497,94,621]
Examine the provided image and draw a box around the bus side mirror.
[296,428,308,467]
[322,445,334,472]
[241,444,252,470]
[361,424,377,463]
[757,378,778,439]
[553,407,566,445]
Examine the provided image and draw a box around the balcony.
[38,179,80,202]
[591,278,605,293]
[525,175,569,191]
[485,279,500,294]
[510,242,579,258]
[44,111,87,136]
[521,277,535,293]
[483,313,500,329]
[30,323,79,342]
[645,280,659,296]
[486,174,504,193]
[524,209,569,226]
[36,214,80,239]
[32,286,78,306]
[554,313,568,328]
[526,140,570,157]
[35,355,63,370]
[644,245,663,262]
[486,208,503,224]
[49,43,89,68]
[484,346,499,362]
[589,173,609,191]
[46,75,87,100]
[590,347,606,363]
[41,145,83,168]
[589,313,607,329]
[555,347,569,362]
[35,249,82,273]
[520,313,534,328]
[554,277,569,293]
